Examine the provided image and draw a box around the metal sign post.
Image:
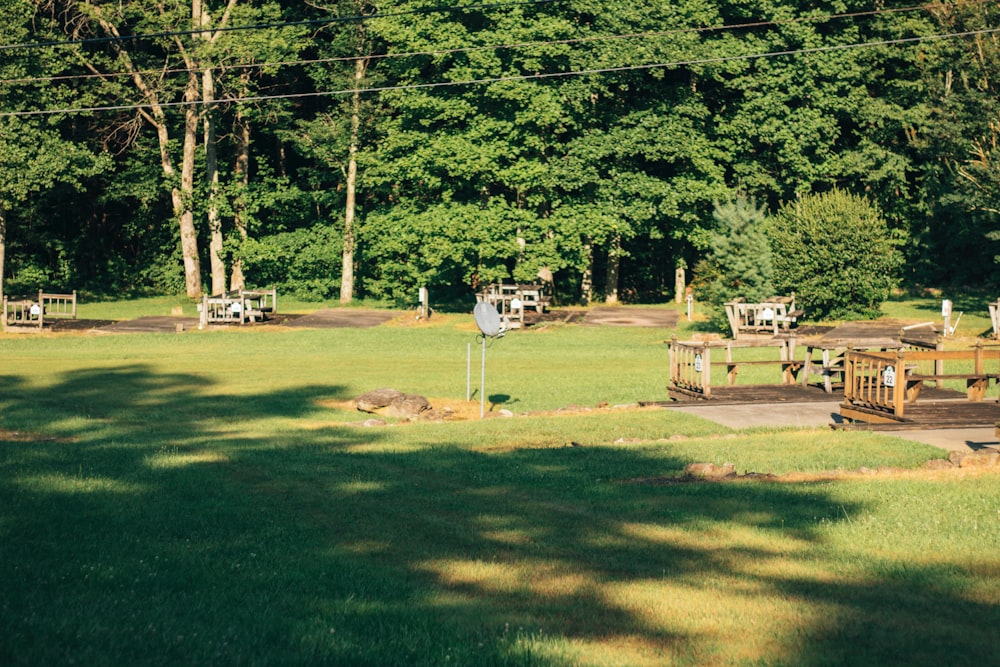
[472,302,505,419]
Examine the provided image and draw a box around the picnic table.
[800,339,903,393]
[724,295,803,339]
[200,287,277,326]
[478,283,550,328]
[800,321,943,393]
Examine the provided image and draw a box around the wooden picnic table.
[799,320,944,393]
[724,295,803,339]
[479,283,550,328]
[200,287,277,326]
[800,339,903,394]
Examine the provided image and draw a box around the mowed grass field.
[1,301,998,666]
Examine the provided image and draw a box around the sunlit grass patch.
[145,450,229,469]
[17,472,146,495]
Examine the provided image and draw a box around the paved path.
[582,307,679,328]
[283,309,402,328]
[668,400,999,453]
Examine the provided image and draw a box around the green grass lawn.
[1,306,998,666]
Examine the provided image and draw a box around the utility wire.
[0,0,566,52]
[2,24,997,119]
[0,1,963,86]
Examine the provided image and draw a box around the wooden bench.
[904,372,997,402]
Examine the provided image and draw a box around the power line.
[2,25,997,119]
[0,0,566,52]
[0,1,973,87]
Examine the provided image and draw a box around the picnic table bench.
[199,287,277,326]
[800,323,943,393]
[724,295,802,339]
[478,283,551,328]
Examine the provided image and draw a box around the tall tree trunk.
[580,237,593,305]
[84,6,203,297]
[341,56,366,304]
[179,71,203,298]
[0,207,6,299]
[604,233,620,304]
[203,66,225,295]
[230,106,251,291]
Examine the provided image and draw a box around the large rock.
[355,388,404,412]
[683,462,736,479]
[383,394,431,419]
[355,388,431,421]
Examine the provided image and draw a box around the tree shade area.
[1,0,999,304]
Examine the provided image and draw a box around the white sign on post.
[941,299,952,317]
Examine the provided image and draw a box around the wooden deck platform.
[654,383,1000,431]
[834,399,1000,431]
[661,383,837,405]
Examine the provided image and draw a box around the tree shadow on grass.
[0,366,997,665]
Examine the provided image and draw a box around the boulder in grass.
[355,388,405,413]
[355,388,431,421]
[383,394,431,420]
[683,462,736,479]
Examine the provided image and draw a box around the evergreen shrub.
[767,190,905,319]
[694,197,774,331]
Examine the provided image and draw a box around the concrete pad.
[284,309,402,328]
[669,401,842,429]
[873,428,999,452]
[582,307,679,328]
[666,401,998,453]
[95,316,199,333]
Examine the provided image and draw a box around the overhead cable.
[2,25,997,118]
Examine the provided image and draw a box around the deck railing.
[2,290,77,331]
[668,337,800,399]
[669,339,713,398]
[842,343,1000,421]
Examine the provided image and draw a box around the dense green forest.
[0,0,998,306]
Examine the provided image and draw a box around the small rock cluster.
[934,449,1000,469]
[676,448,1000,483]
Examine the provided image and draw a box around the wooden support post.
[700,345,711,398]
[893,349,906,419]
[669,335,677,387]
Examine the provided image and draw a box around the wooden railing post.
[893,349,906,419]
[843,350,855,402]
[700,344,711,398]
[669,335,677,386]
